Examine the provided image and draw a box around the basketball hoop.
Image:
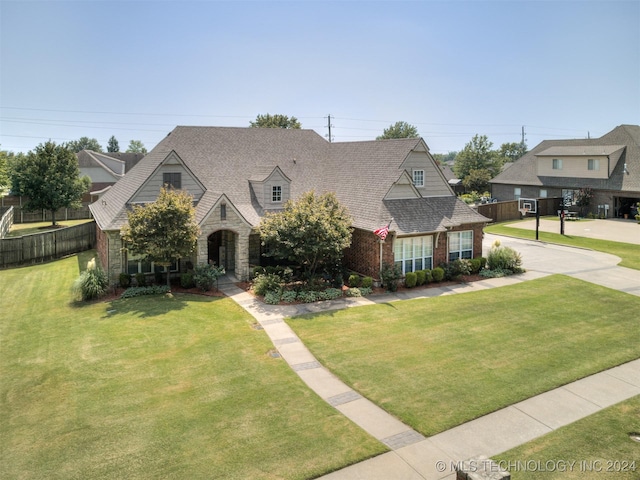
[518,198,537,217]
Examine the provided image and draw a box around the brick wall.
[343,228,393,279]
[96,224,108,273]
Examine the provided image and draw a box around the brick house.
[490,125,640,218]
[89,127,489,282]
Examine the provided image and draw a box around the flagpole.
[379,238,383,284]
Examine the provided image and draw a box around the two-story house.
[89,126,489,282]
[490,125,640,218]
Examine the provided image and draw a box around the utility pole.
[521,126,526,145]
[326,115,334,143]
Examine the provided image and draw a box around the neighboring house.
[77,150,145,197]
[490,125,640,218]
[439,164,464,194]
[89,127,489,281]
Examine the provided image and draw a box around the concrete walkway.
[217,233,640,480]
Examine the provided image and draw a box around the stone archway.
[207,230,236,272]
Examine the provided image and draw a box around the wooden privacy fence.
[0,206,13,239]
[476,197,562,223]
[0,221,96,268]
[0,195,93,224]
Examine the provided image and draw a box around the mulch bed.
[234,274,485,305]
[96,275,484,305]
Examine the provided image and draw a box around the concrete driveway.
[505,217,639,244]
[485,233,640,296]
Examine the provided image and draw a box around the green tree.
[9,141,90,226]
[497,141,527,163]
[126,140,147,154]
[453,134,502,183]
[250,113,301,129]
[107,135,120,153]
[575,187,594,216]
[0,148,10,191]
[376,121,419,140]
[462,168,492,193]
[258,191,352,280]
[432,151,458,165]
[121,187,200,287]
[66,137,103,153]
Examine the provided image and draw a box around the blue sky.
[1,0,639,154]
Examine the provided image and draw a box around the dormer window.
[413,170,424,187]
[588,159,599,171]
[272,185,282,203]
[163,172,182,189]
[552,159,562,170]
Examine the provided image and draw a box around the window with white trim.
[514,187,521,201]
[448,231,473,262]
[588,158,600,171]
[552,158,562,170]
[163,172,182,189]
[539,189,548,198]
[393,236,433,275]
[413,170,424,187]
[272,185,282,203]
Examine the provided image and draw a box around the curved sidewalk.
[217,236,640,479]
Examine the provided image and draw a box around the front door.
[207,230,235,271]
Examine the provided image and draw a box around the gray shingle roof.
[491,125,640,192]
[90,126,488,233]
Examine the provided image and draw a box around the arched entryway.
[208,230,236,272]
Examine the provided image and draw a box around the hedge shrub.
[404,272,417,288]
[121,285,170,299]
[119,273,131,289]
[432,267,445,282]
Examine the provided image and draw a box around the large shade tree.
[121,187,200,287]
[9,141,90,225]
[453,134,503,192]
[250,113,301,129]
[259,191,352,280]
[376,121,419,140]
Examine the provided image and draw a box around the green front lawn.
[495,395,640,479]
[287,275,640,437]
[0,252,384,479]
[485,221,640,270]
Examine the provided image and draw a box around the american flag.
[374,220,392,240]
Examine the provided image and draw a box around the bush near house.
[431,267,445,282]
[73,259,109,301]
[348,274,362,288]
[193,263,225,292]
[404,272,417,288]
